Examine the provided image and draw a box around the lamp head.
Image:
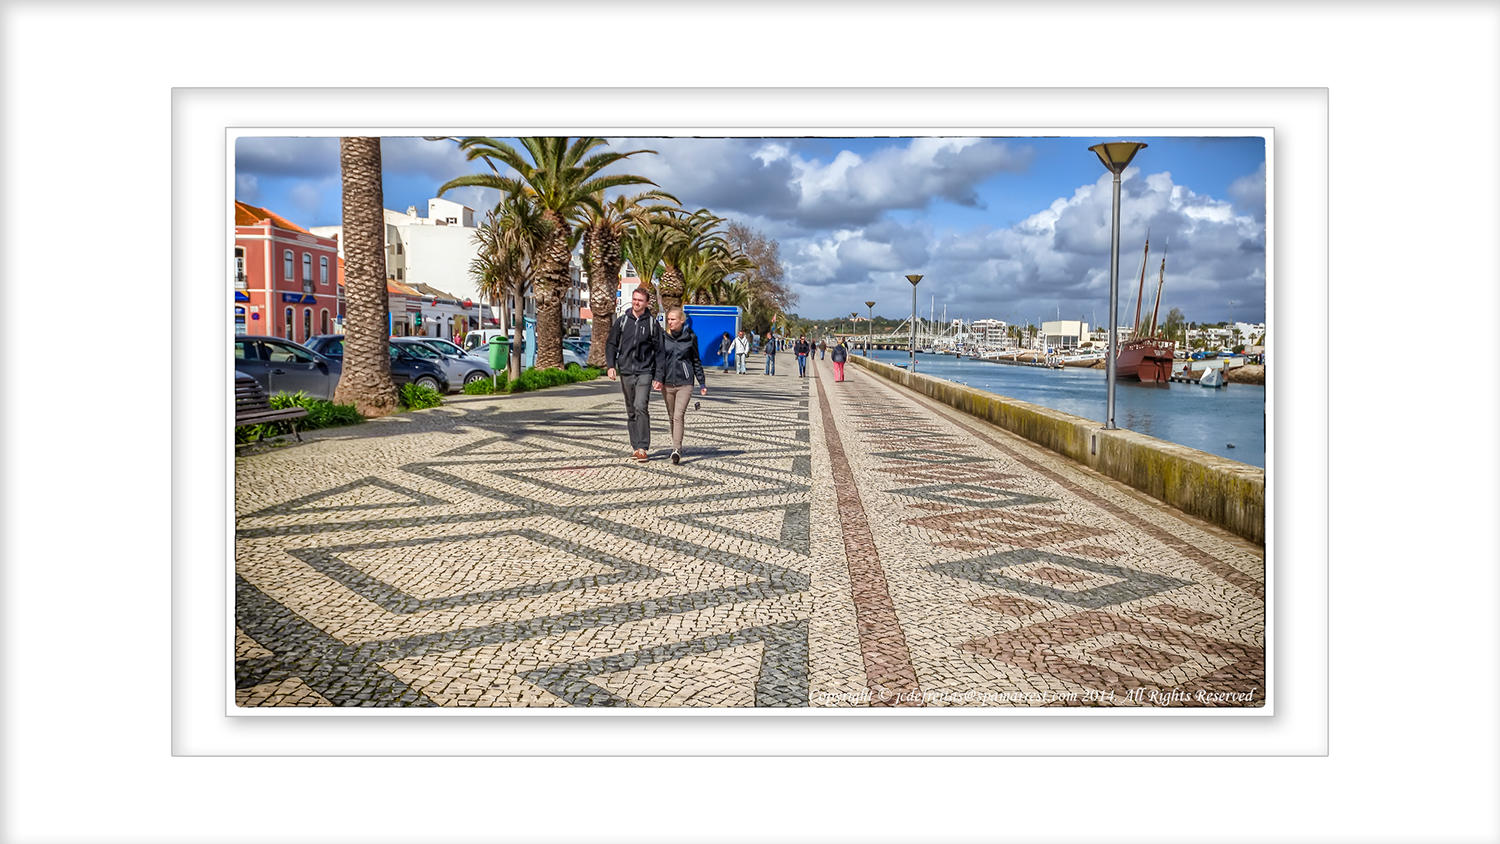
[865,300,876,308]
[905,274,924,286]
[1089,141,1147,174]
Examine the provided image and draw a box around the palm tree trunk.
[508,284,522,380]
[585,228,619,369]
[659,266,685,313]
[534,211,571,369]
[333,137,398,416]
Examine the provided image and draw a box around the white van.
[462,329,585,368]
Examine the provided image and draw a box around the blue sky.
[235,135,1266,325]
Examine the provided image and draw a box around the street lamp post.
[1088,141,1147,430]
[905,274,923,371]
[865,300,875,356]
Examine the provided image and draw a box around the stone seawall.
[849,355,1265,545]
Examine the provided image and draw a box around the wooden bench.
[235,373,309,442]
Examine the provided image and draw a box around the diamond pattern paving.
[235,354,1264,707]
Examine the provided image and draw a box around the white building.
[1041,320,1089,351]
[968,318,1010,346]
[313,198,528,339]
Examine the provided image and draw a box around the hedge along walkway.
[233,354,1264,708]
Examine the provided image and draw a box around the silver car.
[395,337,494,390]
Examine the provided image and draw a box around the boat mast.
[1148,239,1168,337]
[1132,231,1150,338]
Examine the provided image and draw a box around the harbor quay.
[234,353,1265,708]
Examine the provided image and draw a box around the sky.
[234,135,1266,326]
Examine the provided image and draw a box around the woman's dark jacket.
[655,328,707,387]
[831,344,848,363]
[794,339,811,356]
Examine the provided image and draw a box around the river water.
[861,349,1266,468]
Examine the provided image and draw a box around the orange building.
[234,201,340,341]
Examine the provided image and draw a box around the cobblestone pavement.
[235,354,1265,708]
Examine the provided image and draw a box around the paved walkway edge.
[848,355,1265,545]
[812,367,924,706]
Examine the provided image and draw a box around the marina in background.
[862,348,1265,468]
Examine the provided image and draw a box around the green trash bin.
[488,335,510,371]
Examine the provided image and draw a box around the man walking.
[762,331,777,375]
[794,335,811,378]
[606,287,663,462]
[718,331,733,373]
[733,329,750,374]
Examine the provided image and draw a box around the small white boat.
[1199,368,1225,388]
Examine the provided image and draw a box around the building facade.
[1041,319,1090,351]
[234,201,340,342]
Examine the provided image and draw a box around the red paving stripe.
[856,371,1265,601]
[812,359,923,707]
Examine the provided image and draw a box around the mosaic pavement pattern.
[235,354,1265,708]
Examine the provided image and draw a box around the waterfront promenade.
[235,354,1265,708]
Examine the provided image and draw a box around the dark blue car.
[303,334,450,393]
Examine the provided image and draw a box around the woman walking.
[831,337,849,382]
[654,307,708,464]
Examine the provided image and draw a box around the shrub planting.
[398,382,444,410]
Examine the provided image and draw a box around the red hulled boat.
[1116,235,1176,383]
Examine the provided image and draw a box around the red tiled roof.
[234,200,310,233]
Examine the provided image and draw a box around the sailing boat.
[1115,236,1176,383]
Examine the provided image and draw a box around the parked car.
[304,334,450,393]
[395,337,494,390]
[460,330,586,369]
[235,335,340,399]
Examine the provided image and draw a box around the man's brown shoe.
[633,449,648,461]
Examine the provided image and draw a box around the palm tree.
[659,209,727,312]
[682,244,755,305]
[469,196,553,380]
[577,189,678,367]
[332,137,398,416]
[620,215,673,314]
[438,137,656,369]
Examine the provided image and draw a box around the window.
[302,253,312,282]
[320,256,329,285]
[319,309,330,335]
[235,247,246,285]
[234,340,261,360]
[302,309,312,341]
[400,342,439,360]
[445,217,457,225]
[235,306,247,331]
[396,268,403,280]
[395,243,403,255]
[264,341,316,363]
[284,307,294,339]
[283,250,293,280]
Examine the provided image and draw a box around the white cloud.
[235,173,259,200]
[791,167,1266,324]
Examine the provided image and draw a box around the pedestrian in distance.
[794,335,811,378]
[818,338,827,360]
[831,337,849,382]
[763,331,777,375]
[655,307,707,465]
[605,287,664,462]
[718,331,733,373]
[733,328,750,375]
